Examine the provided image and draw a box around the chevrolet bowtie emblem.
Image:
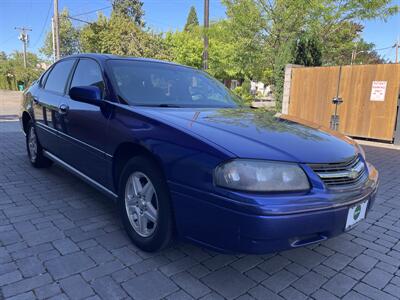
[348,168,359,179]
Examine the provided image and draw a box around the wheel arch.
[113,141,178,240]
[112,142,166,194]
[21,111,32,134]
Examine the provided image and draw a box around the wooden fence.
[286,64,400,142]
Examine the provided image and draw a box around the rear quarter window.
[39,67,52,87]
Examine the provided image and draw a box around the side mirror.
[69,86,102,105]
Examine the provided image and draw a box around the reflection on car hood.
[136,107,358,163]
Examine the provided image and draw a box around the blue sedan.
[20,54,378,253]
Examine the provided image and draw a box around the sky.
[0,0,399,62]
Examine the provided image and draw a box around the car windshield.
[107,59,241,108]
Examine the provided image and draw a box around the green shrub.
[233,85,253,105]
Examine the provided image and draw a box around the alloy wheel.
[28,126,38,163]
[125,171,159,237]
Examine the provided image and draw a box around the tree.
[0,51,6,61]
[112,0,145,27]
[10,52,43,84]
[222,0,399,108]
[166,21,244,79]
[184,6,199,31]
[80,13,170,60]
[40,8,80,58]
[222,0,268,80]
[292,33,322,66]
[165,29,203,69]
[0,53,13,89]
[320,22,384,65]
[0,51,44,90]
[79,13,110,54]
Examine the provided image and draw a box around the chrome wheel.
[125,171,159,237]
[28,126,37,162]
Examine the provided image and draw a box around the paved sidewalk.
[0,90,22,121]
[0,123,400,300]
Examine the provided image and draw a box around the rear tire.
[26,121,52,168]
[119,156,173,252]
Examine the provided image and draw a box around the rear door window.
[44,59,75,94]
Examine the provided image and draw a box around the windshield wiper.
[156,104,181,108]
[135,104,182,108]
[116,96,181,108]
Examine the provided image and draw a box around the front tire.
[119,156,173,252]
[26,121,52,168]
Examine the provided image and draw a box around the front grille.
[309,155,368,189]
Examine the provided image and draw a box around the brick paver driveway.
[1,122,400,300]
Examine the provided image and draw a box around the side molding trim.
[43,150,118,201]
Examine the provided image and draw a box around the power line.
[32,0,53,48]
[374,45,395,52]
[0,33,16,45]
[383,47,393,60]
[71,5,112,17]
[372,41,399,62]
[66,16,93,25]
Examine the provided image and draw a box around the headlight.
[214,159,310,192]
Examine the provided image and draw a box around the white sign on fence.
[370,81,387,101]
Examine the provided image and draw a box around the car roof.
[63,53,189,68]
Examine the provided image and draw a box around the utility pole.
[51,17,56,62]
[395,36,399,64]
[53,0,60,60]
[15,27,31,68]
[203,0,209,70]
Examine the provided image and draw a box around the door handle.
[58,104,69,115]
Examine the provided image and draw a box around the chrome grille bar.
[309,155,368,189]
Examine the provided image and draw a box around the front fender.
[106,104,235,194]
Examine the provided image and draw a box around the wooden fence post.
[281,64,303,114]
[394,98,400,145]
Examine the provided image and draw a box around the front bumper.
[170,163,379,254]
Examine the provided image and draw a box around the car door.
[33,59,76,157]
[58,58,111,186]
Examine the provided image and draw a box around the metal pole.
[203,0,209,70]
[330,66,343,130]
[336,66,341,99]
[54,0,60,60]
[15,27,31,68]
[51,17,56,62]
[22,36,27,68]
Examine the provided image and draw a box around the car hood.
[135,107,359,163]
